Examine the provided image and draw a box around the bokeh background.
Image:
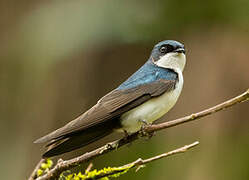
[1,0,249,179]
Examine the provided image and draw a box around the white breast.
[119,68,184,133]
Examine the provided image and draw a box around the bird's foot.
[138,120,155,139]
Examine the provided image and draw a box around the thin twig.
[33,89,249,180]
[76,141,199,180]
[146,89,249,132]
[130,141,199,166]
[28,159,46,180]
[121,141,199,175]
[86,163,93,172]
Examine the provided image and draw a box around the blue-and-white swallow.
[35,40,186,157]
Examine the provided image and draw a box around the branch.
[28,159,45,180]
[66,141,199,180]
[146,88,249,132]
[129,141,199,167]
[123,141,199,174]
[32,89,249,180]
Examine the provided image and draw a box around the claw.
[138,120,155,139]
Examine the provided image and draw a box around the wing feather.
[34,79,176,144]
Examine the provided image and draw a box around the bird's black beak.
[173,48,186,54]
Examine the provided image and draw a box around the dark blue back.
[117,60,178,90]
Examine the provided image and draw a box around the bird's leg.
[138,120,155,139]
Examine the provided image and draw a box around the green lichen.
[64,164,134,180]
[37,169,43,176]
[36,158,54,177]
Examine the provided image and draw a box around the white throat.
[154,52,186,72]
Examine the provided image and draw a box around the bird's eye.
[159,46,167,54]
[159,45,173,54]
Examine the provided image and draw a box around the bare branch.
[67,141,199,180]
[28,159,46,180]
[130,141,199,166]
[86,163,93,172]
[33,89,249,180]
[146,89,249,132]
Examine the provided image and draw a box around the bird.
[34,40,186,158]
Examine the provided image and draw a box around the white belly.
[119,70,183,133]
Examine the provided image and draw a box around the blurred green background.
[0,0,249,179]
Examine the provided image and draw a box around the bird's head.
[150,40,186,72]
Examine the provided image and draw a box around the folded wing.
[34,79,176,157]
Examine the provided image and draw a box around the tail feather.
[42,131,111,158]
[42,121,116,158]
